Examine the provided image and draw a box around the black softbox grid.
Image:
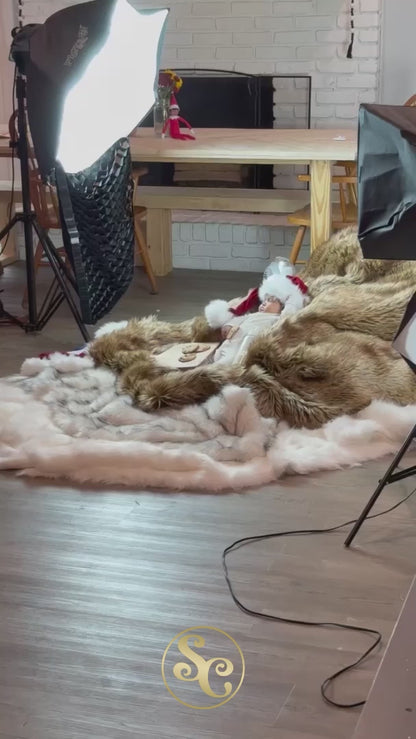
[56,138,134,325]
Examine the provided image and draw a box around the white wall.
[22,0,382,127]
[20,0,383,271]
[0,0,15,179]
[380,0,416,105]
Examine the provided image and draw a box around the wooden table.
[0,127,357,266]
[129,127,357,252]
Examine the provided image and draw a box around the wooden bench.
[0,180,22,264]
[134,186,309,276]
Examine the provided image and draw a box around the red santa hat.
[258,273,308,311]
[205,276,308,328]
[169,93,179,110]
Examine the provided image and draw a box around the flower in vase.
[159,69,183,92]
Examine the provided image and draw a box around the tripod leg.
[0,298,25,328]
[345,424,416,547]
[22,238,44,309]
[32,221,90,342]
[0,213,20,242]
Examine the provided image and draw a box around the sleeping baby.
[205,271,310,365]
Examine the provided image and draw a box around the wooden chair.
[404,94,416,106]
[288,172,358,265]
[132,166,157,294]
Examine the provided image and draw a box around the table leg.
[310,159,332,251]
[146,208,172,276]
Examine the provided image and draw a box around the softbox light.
[357,103,416,369]
[345,103,416,547]
[357,103,416,261]
[12,0,168,324]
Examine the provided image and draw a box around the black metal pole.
[0,68,88,341]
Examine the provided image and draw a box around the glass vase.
[153,97,170,137]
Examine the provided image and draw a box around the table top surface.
[129,127,357,164]
[0,127,357,165]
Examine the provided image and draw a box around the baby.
[214,295,283,364]
[205,272,309,365]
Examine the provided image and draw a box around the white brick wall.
[172,220,310,272]
[21,0,382,272]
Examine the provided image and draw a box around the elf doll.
[161,94,195,141]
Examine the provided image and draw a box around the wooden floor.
[0,264,416,739]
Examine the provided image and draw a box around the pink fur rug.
[0,351,414,491]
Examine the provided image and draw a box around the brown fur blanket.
[89,228,416,429]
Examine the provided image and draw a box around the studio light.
[357,103,416,261]
[345,102,416,546]
[1,0,168,334]
[357,103,416,367]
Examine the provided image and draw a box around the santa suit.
[162,114,195,141]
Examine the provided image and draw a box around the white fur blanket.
[0,351,415,491]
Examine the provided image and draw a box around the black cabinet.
[137,70,311,190]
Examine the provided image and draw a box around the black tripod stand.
[0,72,89,342]
[345,424,416,547]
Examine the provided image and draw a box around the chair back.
[297,170,357,224]
[28,161,61,230]
[332,174,358,223]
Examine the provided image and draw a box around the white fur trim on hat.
[205,299,234,328]
[94,320,128,338]
[258,274,308,316]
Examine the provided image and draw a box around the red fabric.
[162,116,195,140]
[38,351,87,359]
[230,287,259,316]
[287,275,308,294]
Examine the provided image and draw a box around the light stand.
[343,104,416,547]
[344,424,416,547]
[0,69,89,341]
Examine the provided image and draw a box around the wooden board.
[134,186,309,213]
[129,127,357,165]
[0,128,357,166]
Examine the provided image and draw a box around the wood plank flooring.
[0,264,415,739]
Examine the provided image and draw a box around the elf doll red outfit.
[161,94,195,140]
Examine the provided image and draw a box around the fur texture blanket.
[0,351,415,490]
[89,228,416,428]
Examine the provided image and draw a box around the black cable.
[347,0,355,59]
[18,0,24,29]
[222,484,416,709]
[0,67,17,258]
